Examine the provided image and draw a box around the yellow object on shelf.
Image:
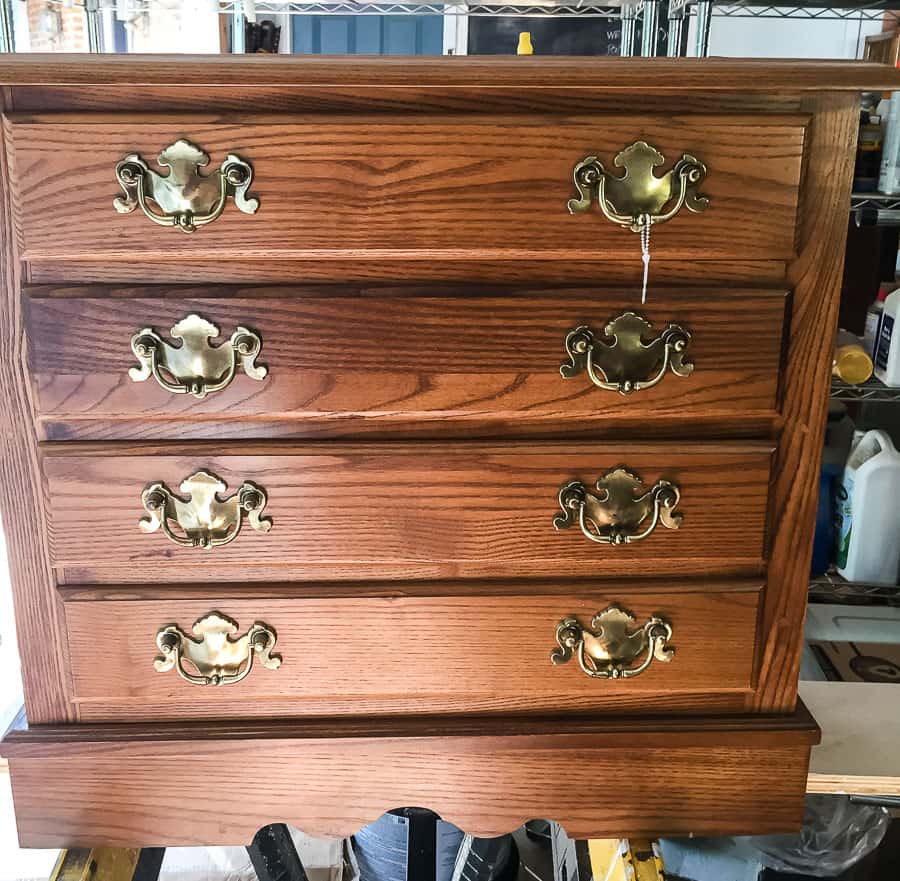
[517,32,534,54]
[834,343,874,384]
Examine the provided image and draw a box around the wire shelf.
[663,0,900,20]
[851,193,900,212]
[66,0,633,16]
[217,0,628,15]
[831,376,900,402]
[709,4,899,19]
[809,571,900,606]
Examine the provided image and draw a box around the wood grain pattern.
[24,286,789,441]
[1,706,819,846]
[24,257,791,287]
[0,92,72,723]
[748,94,860,713]
[0,60,868,843]
[0,55,897,92]
[42,442,773,581]
[6,114,804,263]
[61,585,760,721]
[7,85,811,117]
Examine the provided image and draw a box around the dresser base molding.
[2,707,819,848]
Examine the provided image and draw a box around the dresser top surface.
[0,54,899,93]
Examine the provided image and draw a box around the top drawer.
[5,113,805,265]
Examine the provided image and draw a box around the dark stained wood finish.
[42,442,773,582]
[0,92,72,724]
[749,94,860,712]
[5,114,805,264]
[61,584,760,721]
[0,705,819,846]
[24,286,789,441]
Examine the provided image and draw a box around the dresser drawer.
[6,113,804,266]
[43,442,772,583]
[60,583,760,721]
[26,286,789,440]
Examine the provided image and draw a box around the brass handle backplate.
[139,469,271,550]
[554,467,682,545]
[551,604,674,679]
[561,311,693,395]
[114,138,259,232]
[129,313,267,399]
[155,612,281,686]
[568,140,708,232]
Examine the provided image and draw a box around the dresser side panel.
[0,101,72,722]
[751,92,859,712]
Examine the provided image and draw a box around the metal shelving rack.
[831,376,900,401]
[12,0,674,56]
[809,570,900,605]
[666,0,900,58]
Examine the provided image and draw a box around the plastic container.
[516,32,533,54]
[873,287,900,386]
[863,285,891,358]
[836,429,900,585]
[812,404,855,576]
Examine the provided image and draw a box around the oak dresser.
[0,55,897,848]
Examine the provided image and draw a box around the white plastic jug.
[836,429,900,585]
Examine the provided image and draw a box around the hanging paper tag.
[640,219,651,305]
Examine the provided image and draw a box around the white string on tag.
[640,218,651,305]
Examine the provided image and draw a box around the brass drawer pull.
[114,138,259,233]
[129,313,267,399]
[561,312,693,395]
[554,467,682,545]
[568,140,708,231]
[155,612,281,687]
[551,604,673,680]
[139,470,271,550]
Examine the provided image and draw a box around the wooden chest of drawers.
[1,56,897,848]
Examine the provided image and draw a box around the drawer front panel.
[26,288,789,440]
[7,114,804,264]
[62,584,761,720]
[43,442,772,582]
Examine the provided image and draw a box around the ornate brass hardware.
[114,138,259,233]
[560,312,693,395]
[551,604,674,679]
[139,470,271,550]
[554,467,682,545]
[129,313,267,399]
[568,140,708,232]
[154,612,281,686]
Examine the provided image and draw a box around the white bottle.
[836,430,900,585]
[880,90,900,194]
[874,288,900,386]
[863,286,890,358]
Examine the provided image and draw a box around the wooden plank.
[24,287,789,441]
[0,56,897,93]
[802,682,900,796]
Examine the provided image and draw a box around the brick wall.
[24,0,88,52]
